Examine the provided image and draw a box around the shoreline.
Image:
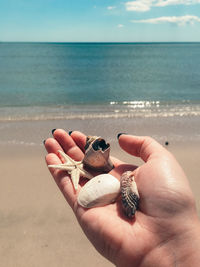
[0,114,200,146]
[1,101,200,122]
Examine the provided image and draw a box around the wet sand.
[0,116,200,267]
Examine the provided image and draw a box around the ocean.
[0,42,200,121]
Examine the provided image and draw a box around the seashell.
[120,171,140,218]
[78,174,120,208]
[83,136,114,172]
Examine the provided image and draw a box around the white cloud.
[155,0,200,7]
[131,15,200,25]
[125,0,200,12]
[107,6,116,10]
[125,1,153,12]
[117,24,124,28]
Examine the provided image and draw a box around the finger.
[45,153,78,209]
[44,137,64,154]
[52,129,84,161]
[45,151,62,176]
[70,131,87,153]
[118,134,167,162]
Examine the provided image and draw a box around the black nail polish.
[68,131,73,136]
[52,129,56,135]
[43,140,46,145]
[117,133,127,139]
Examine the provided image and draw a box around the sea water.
[0,42,200,121]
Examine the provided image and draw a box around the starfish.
[48,150,93,190]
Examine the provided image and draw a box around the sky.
[1,0,200,42]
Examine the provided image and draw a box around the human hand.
[44,130,200,267]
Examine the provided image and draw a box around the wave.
[0,101,200,122]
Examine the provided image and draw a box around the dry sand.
[0,116,200,267]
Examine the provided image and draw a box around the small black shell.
[120,171,140,218]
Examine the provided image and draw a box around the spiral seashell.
[77,174,120,208]
[83,136,114,172]
[120,171,140,218]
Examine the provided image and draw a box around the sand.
[0,116,200,267]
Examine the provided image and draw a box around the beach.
[0,115,200,267]
[1,42,200,266]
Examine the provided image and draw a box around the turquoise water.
[0,42,200,120]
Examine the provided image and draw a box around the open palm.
[45,130,198,267]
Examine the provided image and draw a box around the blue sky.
[1,0,200,42]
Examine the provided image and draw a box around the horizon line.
[1,41,200,44]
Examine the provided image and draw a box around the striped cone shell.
[120,171,140,218]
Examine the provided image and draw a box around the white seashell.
[77,174,120,208]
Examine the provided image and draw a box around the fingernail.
[117,133,127,139]
[52,129,56,135]
[68,131,73,136]
[43,140,46,145]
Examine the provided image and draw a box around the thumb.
[118,134,167,162]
